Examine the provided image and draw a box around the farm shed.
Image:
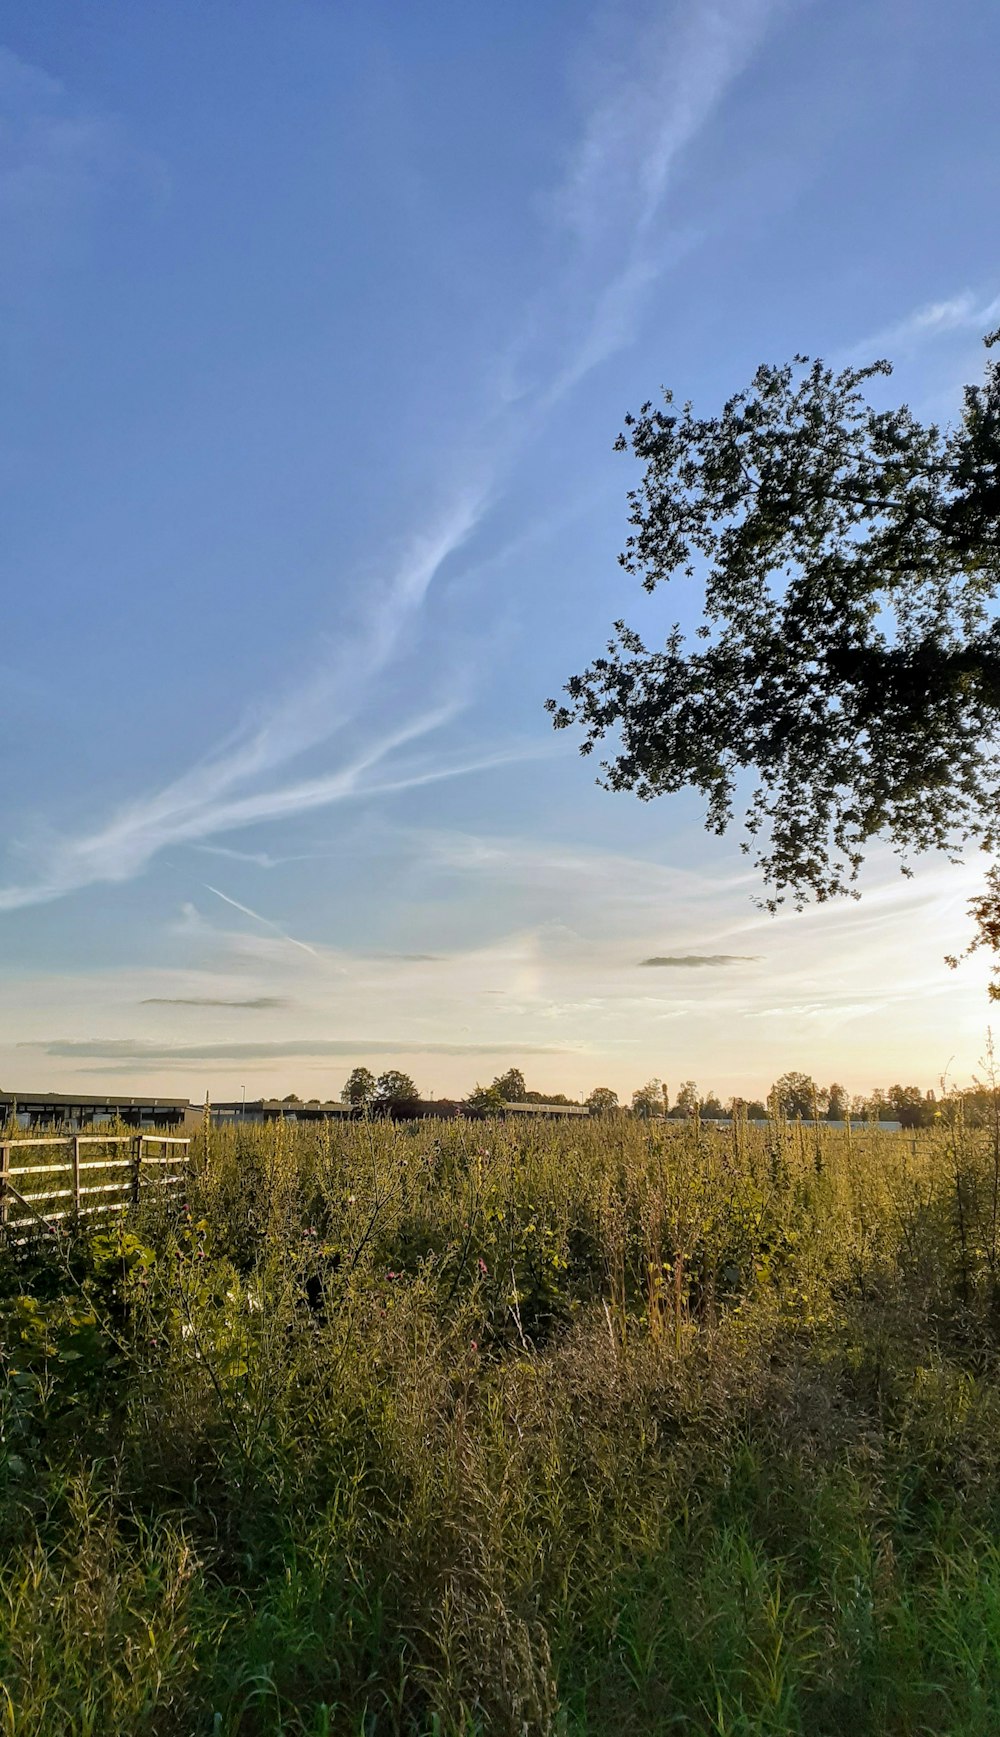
[500,1101,590,1120]
[209,1098,355,1126]
[0,1090,191,1133]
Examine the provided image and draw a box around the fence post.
[133,1134,143,1206]
[0,1141,7,1230]
[72,1134,81,1214]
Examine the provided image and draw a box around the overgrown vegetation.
[6,1110,1000,1733]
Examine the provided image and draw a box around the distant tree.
[955,1085,995,1128]
[700,1091,724,1118]
[855,1087,889,1121]
[341,1067,377,1110]
[466,1081,503,1115]
[887,1084,935,1129]
[745,1100,767,1120]
[494,1067,527,1102]
[826,1082,848,1121]
[548,330,1000,926]
[674,1081,699,1118]
[587,1086,620,1116]
[632,1079,667,1119]
[374,1070,420,1115]
[771,1072,823,1119]
[282,1093,301,1104]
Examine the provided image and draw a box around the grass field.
[4,1108,1000,1734]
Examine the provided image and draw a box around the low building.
[0,1090,191,1133]
[208,1098,355,1126]
[500,1100,589,1120]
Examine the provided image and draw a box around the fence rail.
[0,1133,190,1238]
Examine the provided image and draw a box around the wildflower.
[478,1258,488,1277]
[470,1340,479,1352]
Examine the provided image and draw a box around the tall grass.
[4,1110,1000,1733]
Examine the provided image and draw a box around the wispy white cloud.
[0,6,789,918]
[0,48,115,219]
[0,710,540,913]
[0,839,992,1100]
[0,46,165,287]
[0,493,508,911]
[558,0,785,247]
[538,0,794,398]
[844,290,1000,365]
[192,845,293,869]
[202,885,321,958]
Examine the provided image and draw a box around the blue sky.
[2,0,999,1104]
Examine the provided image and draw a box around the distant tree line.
[627,1072,943,1126]
[307,1066,985,1127]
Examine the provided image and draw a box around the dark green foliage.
[341,1066,377,1108]
[465,1079,503,1114]
[494,1067,527,1102]
[586,1086,620,1115]
[549,331,1000,910]
[373,1070,420,1114]
[632,1078,668,1118]
[771,1071,824,1118]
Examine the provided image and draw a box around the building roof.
[0,1090,189,1109]
[500,1100,589,1116]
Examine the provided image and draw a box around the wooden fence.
[0,1133,190,1239]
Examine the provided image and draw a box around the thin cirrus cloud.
[0,7,788,923]
[0,485,498,915]
[843,289,1000,365]
[639,954,761,967]
[538,0,795,400]
[140,995,289,1009]
[558,0,792,247]
[202,884,321,959]
[0,701,537,916]
[0,47,123,257]
[21,1037,578,1062]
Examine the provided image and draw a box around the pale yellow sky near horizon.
[2,833,995,1105]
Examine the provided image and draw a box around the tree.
[548,331,1000,915]
[854,1087,890,1122]
[674,1081,699,1118]
[887,1083,935,1129]
[826,1082,848,1122]
[771,1072,823,1119]
[494,1068,527,1102]
[632,1079,667,1119]
[373,1070,420,1115]
[587,1086,620,1116]
[948,866,1000,996]
[700,1091,724,1118]
[465,1081,503,1115]
[341,1067,377,1110]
